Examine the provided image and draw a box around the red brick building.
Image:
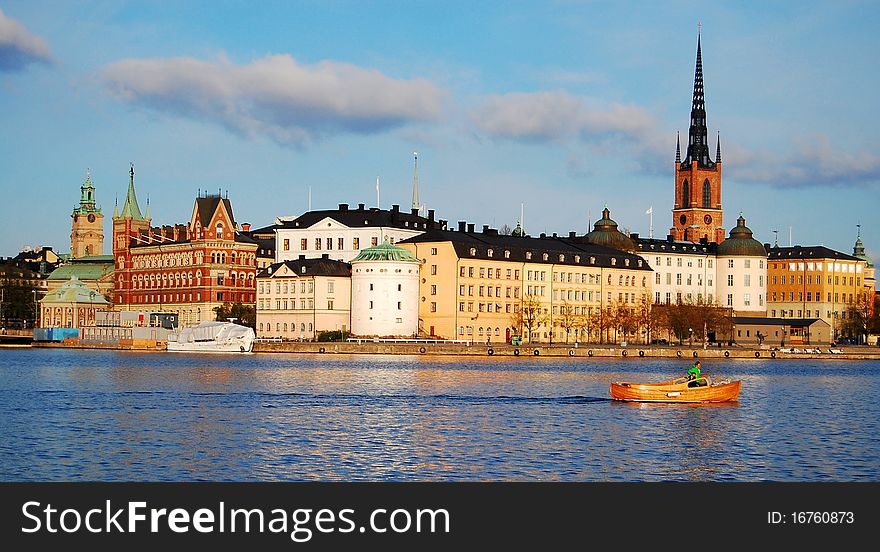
[670,33,725,244]
[112,166,257,326]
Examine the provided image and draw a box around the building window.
[353,237,360,250]
[315,238,321,250]
[431,285,437,295]
[371,237,379,247]
[369,301,373,309]
[328,281,335,294]
[728,259,734,269]
[431,247,438,255]
[727,294,733,306]
[338,238,344,250]
[727,275,733,286]
[744,274,751,287]
[283,239,290,251]
[744,294,751,306]
[431,264,437,275]
[431,302,437,312]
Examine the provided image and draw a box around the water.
[1,348,878,481]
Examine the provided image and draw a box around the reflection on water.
[0,349,878,481]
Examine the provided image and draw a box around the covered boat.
[167,321,255,353]
[610,376,741,403]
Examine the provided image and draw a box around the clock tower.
[671,32,725,243]
[70,170,104,258]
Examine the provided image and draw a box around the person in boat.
[686,360,707,387]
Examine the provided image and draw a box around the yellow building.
[399,223,653,344]
[767,245,870,340]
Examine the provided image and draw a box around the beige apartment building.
[256,255,351,340]
[399,222,653,344]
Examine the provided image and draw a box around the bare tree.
[498,224,513,236]
[511,294,548,343]
[556,301,579,344]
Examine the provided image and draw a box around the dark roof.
[767,245,859,262]
[716,215,767,257]
[244,223,280,238]
[257,257,351,279]
[278,204,444,231]
[733,316,829,327]
[195,195,235,228]
[400,228,652,271]
[634,236,718,255]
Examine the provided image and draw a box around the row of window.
[771,275,861,287]
[259,322,313,334]
[259,280,319,295]
[128,251,255,269]
[281,236,381,251]
[129,272,253,289]
[654,256,715,269]
[770,309,856,319]
[772,262,862,273]
[120,292,253,304]
[770,292,858,304]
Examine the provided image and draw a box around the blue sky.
[1,1,878,264]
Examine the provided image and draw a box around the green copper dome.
[717,215,767,257]
[40,276,110,305]
[584,207,637,252]
[352,240,421,263]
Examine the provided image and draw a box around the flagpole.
[376,176,380,209]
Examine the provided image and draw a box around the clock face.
[679,214,687,225]
[88,214,96,223]
[704,214,712,225]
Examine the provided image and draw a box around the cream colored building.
[399,223,653,344]
[40,275,110,328]
[256,255,351,340]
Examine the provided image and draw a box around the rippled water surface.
[1,348,878,481]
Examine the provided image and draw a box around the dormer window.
[469,248,476,256]
[504,250,510,259]
[525,252,532,260]
[542,253,549,261]
[559,254,565,262]
[574,255,580,263]
[487,249,493,257]
[216,223,223,239]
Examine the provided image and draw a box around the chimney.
[569,231,576,238]
[411,208,419,216]
[428,209,435,221]
[392,204,399,213]
[540,233,546,238]
[339,203,348,211]
[299,255,306,260]
[358,203,365,210]
[467,223,475,233]
[322,253,329,259]
[667,234,674,242]
[482,225,489,233]
[242,223,251,232]
[552,232,557,238]
[630,233,638,239]
[458,221,466,232]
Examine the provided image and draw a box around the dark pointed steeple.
[682,30,715,170]
[715,132,722,163]
[675,132,681,163]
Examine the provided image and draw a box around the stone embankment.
[254,340,880,360]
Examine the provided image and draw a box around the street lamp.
[689,327,693,347]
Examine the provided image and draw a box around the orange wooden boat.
[610,376,741,403]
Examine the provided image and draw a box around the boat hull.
[166,321,255,353]
[610,378,741,403]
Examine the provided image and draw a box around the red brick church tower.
[670,32,725,243]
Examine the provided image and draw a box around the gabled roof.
[257,257,352,279]
[194,195,235,229]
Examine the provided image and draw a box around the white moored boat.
[167,321,255,353]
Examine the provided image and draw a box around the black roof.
[400,228,652,271]
[195,195,235,228]
[633,235,718,255]
[767,245,859,262]
[278,204,445,231]
[257,257,351,278]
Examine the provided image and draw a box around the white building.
[350,241,422,337]
[716,215,768,316]
[634,236,717,306]
[274,204,446,263]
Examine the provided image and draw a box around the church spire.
[716,132,722,163]
[411,151,420,213]
[120,163,145,220]
[675,131,681,163]
[682,27,715,170]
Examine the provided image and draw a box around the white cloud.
[0,8,53,71]
[471,91,658,143]
[730,136,880,189]
[101,54,446,147]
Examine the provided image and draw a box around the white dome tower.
[351,239,422,337]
